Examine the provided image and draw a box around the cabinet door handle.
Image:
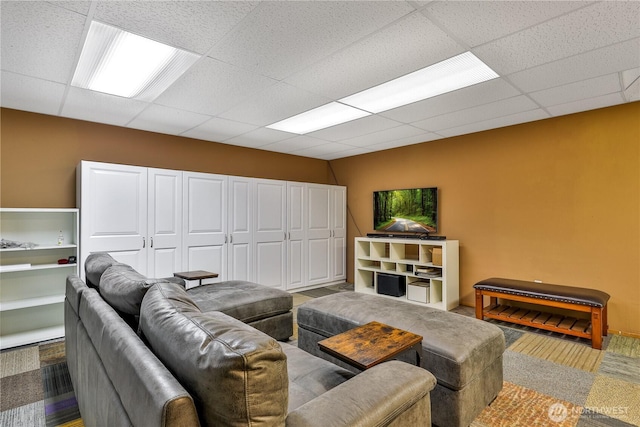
[150,237,153,248]
[143,237,146,248]
[230,235,233,244]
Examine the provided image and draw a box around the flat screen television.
[373,187,437,234]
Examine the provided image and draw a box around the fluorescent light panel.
[268,52,498,134]
[341,52,499,113]
[267,102,371,134]
[72,21,199,101]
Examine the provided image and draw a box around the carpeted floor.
[1,284,639,426]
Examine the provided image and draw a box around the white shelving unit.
[0,208,79,349]
[354,237,459,311]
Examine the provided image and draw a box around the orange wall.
[2,104,639,334]
[330,102,639,335]
[0,108,333,208]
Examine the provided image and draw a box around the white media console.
[354,237,459,311]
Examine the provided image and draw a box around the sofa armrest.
[286,361,436,427]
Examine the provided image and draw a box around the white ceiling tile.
[369,132,442,151]
[474,1,640,75]
[413,96,539,132]
[438,109,550,138]
[206,1,416,80]
[94,1,259,54]
[47,1,92,15]
[127,105,211,135]
[380,78,520,123]
[622,68,640,90]
[529,74,622,107]
[155,57,277,116]
[291,142,356,158]
[508,38,640,93]
[285,12,463,100]
[261,136,327,154]
[182,117,258,143]
[323,147,374,160]
[546,93,626,117]
[308,115,405,142]
[1,72,65,115]
[219,83,332,126]
[340,125,426,148]
[224,127,296,149]
[424,1,591,47]
[0,1,86,83]
[623,71,640,102]
[61,87,149,126]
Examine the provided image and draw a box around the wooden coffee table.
[318,321,423,370]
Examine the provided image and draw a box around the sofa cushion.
[279,342,354,412]
[140,282,289,427]
[84,252,117,288]
[187,280,292,323]
[100,264,168,316]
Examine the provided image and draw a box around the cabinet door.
[183,172,226,283]
[286,182,305,290]
[306,184,332,285]
[254,179,287,289]
[79,161,147,275]
[228,177,253,282]
[331,186,347,281]
[148,168,182,279]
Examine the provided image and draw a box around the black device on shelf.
[377,273,405,297]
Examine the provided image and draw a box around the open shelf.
[0,208,78,349]
[354,237,459,311]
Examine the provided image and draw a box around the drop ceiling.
[1,1,638,160]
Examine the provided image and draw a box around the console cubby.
[354,237,459,311]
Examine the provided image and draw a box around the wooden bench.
[474,278,610,349]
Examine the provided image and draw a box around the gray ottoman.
[296,292,504,427]
[188,281,293,341]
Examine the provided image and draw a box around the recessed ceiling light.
[72,21,199,101]
[267,102,371,134]
[268,52,498,134]
[340,52,499,113]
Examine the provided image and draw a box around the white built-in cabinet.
[0,208,79,349]
[78,161,346,291]
[228,177,253,282]
[182,171,227,285]
[302,184,347,289]
[77,163,183,279]
[254,179,288,289]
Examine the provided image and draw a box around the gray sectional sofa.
[65,254,437,426]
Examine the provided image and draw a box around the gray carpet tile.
[0,369,44,411]
[0,401,45,427]
[577,410,638,426]
[297,287,341,298]
[42,363,74,399]
[503,348,595,406]
[0,346,40,378]
[598,351,640,385]
[498,325,525,348]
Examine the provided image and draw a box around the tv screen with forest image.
[373,187,438,234]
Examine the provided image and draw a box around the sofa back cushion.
[100,264,169,316]
[140,282,288,427]
[84,252,118,288]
